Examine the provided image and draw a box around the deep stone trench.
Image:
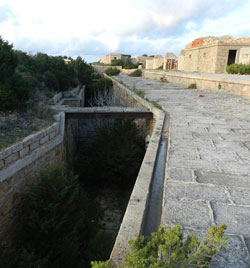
[65,115,151,257]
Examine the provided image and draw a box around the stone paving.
[116,73,250,268]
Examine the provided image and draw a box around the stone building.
[178,36,250,73]
[145,55,163,69]
[163,53,178,70]
[99,53,123,64]
[136,56,154,68]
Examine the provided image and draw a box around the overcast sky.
[1,0,250,62]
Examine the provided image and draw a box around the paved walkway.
[116,73,250,268]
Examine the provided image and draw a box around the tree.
[0,36,18,82]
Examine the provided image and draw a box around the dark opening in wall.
[227,50,237,65]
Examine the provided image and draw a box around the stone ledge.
[108,75,166,266]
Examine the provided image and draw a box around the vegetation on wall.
[0,164,113,268]
[226,64,250,74]
[128,69,142,77]
[91,224,227,268]
[105,67,120,76]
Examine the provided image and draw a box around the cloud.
[0,4,14,23]
[1,0,250,62]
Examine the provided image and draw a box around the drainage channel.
[143,111,169,237]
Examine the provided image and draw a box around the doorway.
[227,50,237,65]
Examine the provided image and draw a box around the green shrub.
[123,58,138,69]
[128,69,142,77]
[111,59,123,66]
[133,89,145,98]
[188,83,197,89]
[105,67,120,76]
[0,163,113,268]
[226,64,250,74]
[84,120,145,187]
[91,225,227,268]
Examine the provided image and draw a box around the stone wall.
[143,70,250,98]
[239,47,250,64]
[177,50,185,71]
[0,113,65,243]
[92,65,123,73]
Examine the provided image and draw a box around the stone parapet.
[143,70,250,98]
[0,122,60,174]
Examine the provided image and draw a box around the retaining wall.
[0,113,65,242]
[144,70,250,98]
[109,76,166,266]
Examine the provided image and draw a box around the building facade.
[178,36,250,73]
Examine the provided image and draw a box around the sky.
[1,0,250,62]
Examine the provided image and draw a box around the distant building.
[163,53,178,70]
[99,53,132,65]
[178,36,250,73]
[136,55,154,68]
[145,55,163,69]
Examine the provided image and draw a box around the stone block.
[5,152,19,166]
[19,146,30,158]
[40,135,49,145]
[162,198,212,230]
[212,203,250,236]
[30,141,39,151]
[195,170,250,188]
[164,181,230,203]
[167,168,194,182]
[11,142,23,153]
[210,235,250,268]
[49,131,56,140]
[0,147,12,160]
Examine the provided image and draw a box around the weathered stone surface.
[19,146,29,158]
[116,73,250,267]
[167,168,194,182]
[5,152,19,166]
[212,203,250,236]
[162,198,212,230]
[195,170,250,188]
[30,141,39,151]
[227,186,250,206]
[39,135,49,145]
[165,181,230,203]
[210,235,250,268]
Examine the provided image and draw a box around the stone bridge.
[113,73,250,268]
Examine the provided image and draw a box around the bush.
[188,83,197,89]
[105,67,120,76]
[83,120,145,187]
[0,164,113,268]
[226,64,250,74]
[123,58,138,69]
[111,59,123,66]
[128,69,142,77]
[91,225,227,268]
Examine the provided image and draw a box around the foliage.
[111,59,123,66]
[133,89,145,98]
[105,67,120,76]
[80,120,145,187]
[123,58,138,69]
[188,83,197,89]
[91,261,111,268]
[128,69,142,77]
[91,225,227,268]
[157,65,163,69]
[0,164,113,268]
[0,37,29,110]
[226,64,250,74]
